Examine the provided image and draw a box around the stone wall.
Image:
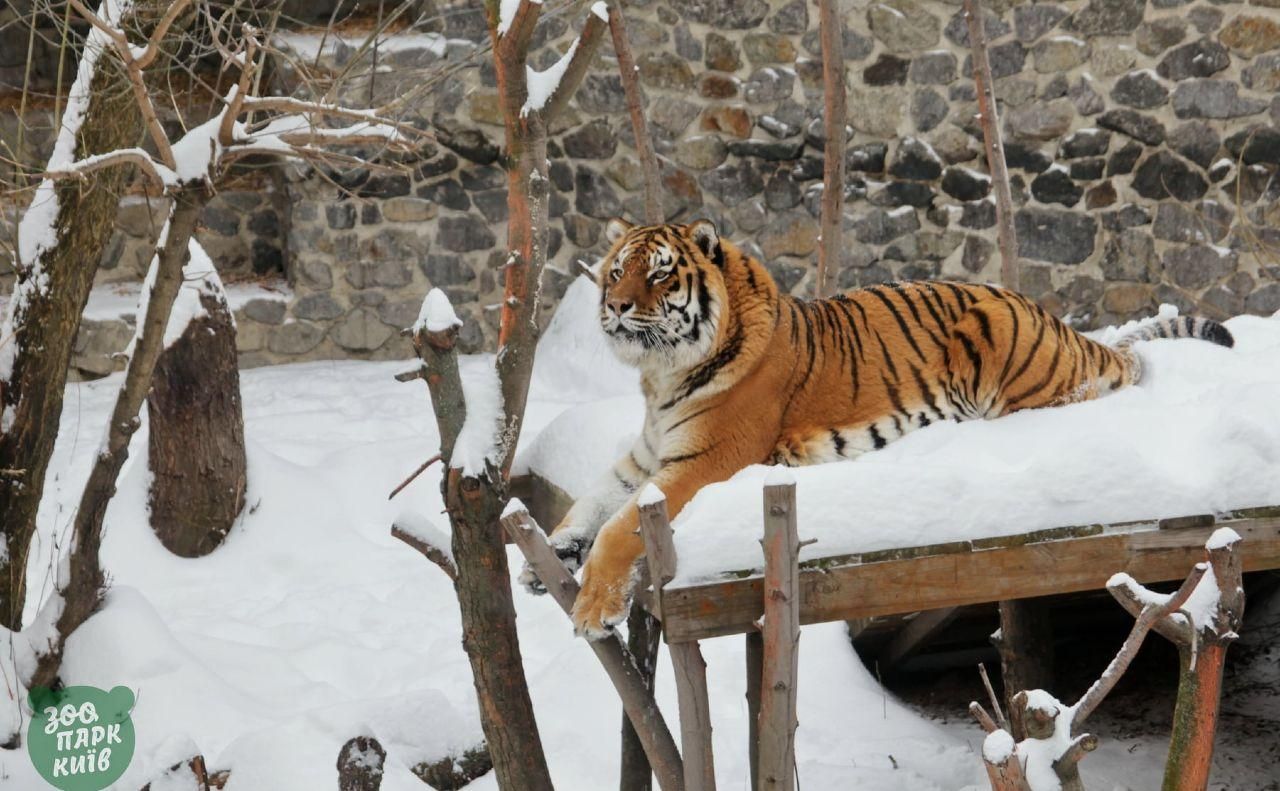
[4,0,1280,374]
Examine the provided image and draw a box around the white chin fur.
[604,328,715,372]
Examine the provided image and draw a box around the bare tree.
[390,2,607,788]
[17,0,425,691]
[0,0,184,633]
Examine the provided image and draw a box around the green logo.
[27,686,135,791]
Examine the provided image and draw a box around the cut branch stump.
[758,479,800,791]
[638,491,716,791]
[501,503,685,791]
[337,736,386,791]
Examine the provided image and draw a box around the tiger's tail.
[1115,316,1235,349]
[1109,316,1233,387]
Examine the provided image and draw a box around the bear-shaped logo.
[27,686,135,791]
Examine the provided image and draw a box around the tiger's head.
[598,219,727,371]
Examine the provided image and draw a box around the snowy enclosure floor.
[518,298,1280,586]
[1,280,1276,789]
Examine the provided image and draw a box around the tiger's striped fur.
[532,220,1234,638]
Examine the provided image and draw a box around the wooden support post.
[758,476,800,791]
[622,606,662,791]
[501,503,686,791]
[815,0,847,298]
[963,0,1019,292]
[994,600,1054,736]
[638,487,717,791]
[745,632,763,791]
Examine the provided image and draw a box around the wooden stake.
[501,504,686,791]
[745,631,763,791]
[758,478,800,791]
[638,490,717,791]
[962,0,1019,291]
[815,0,847,298]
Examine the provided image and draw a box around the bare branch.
[1072,562,1207,730]
[388,454,442,500]
[1052,733,1098,774]
[970,701,999,734]
[132,0,197,69]
[542,9,609,122]
[495,0,542,61]
[393,518,458,582]
[45,148,172,189]
[607,1,662,223]
[66,0,176,167]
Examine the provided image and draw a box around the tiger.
[520,219,1235,639]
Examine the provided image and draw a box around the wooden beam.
[878,607,960,670]
[500,505,686,791]
[639,491,716,791]
[995,600,1054,732]
[758,478,800,791]
[658,511,1280,644]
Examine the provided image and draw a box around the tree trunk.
[148,286,246,557]
[0,12,147,631]
[1163,640,1226,790]
[29,185,210,690]
[994,599,1054,737]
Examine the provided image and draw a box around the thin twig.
[388,454,442,500]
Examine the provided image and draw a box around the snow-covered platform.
[516,296,1280,644]
[654,507,1280,643]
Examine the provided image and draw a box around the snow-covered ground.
[1,278,1277,788]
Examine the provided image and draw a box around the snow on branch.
[537,11,608,121]
[414,289,463,335]
[392,510,457,581]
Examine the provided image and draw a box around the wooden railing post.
[745,631,763,791]
[637,485,717,791]
[501,502,686,791]
[758,473,800,790]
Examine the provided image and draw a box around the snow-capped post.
[815,0,846,299]
[758,472,800,791]
[337,735,386,791]
[607,7,666,782]
[966,708,1029,791]
[638,487,716,791]
[147,243,247,558]
[962,0,1019,292]
[1107,529,1245,790]
[607,0,663,225]
[500,501,686,791]
[0,0,193,634]
[24,2,426,691]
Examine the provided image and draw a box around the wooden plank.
[638,491,716,791]
[500,505,686,791]
[878,607,960,670]
[758,479,799,791]
[660,513,1280,644]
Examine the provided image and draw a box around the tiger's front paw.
[519,534,587,596]
[570,561,632,640]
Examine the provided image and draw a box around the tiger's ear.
[687,219,720,260]
[605,218,633,244]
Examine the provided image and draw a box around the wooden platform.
[652,507,1280,644]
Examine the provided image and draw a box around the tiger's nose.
[607,298,634,315]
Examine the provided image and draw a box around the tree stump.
[148,279,246,557]
[337,736,386,791]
